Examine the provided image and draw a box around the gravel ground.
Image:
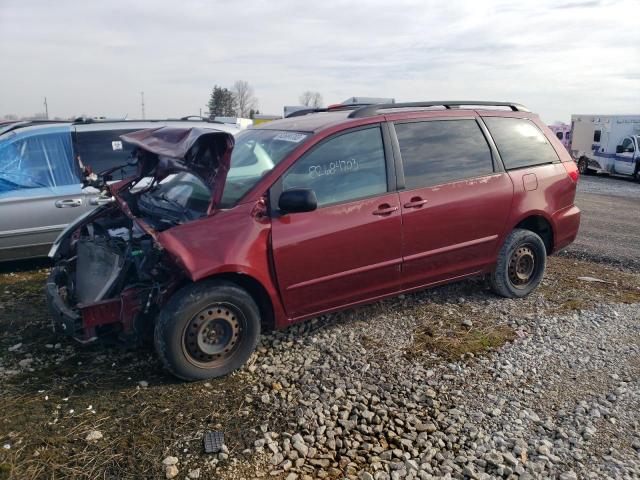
[245,314,639,480]
[1,174,639,480]
[1,256,639,480]
[219,260,640,480]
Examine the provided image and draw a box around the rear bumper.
[552,205,581,253]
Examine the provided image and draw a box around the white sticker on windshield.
[274,132,306,143]
[112,141,123,151]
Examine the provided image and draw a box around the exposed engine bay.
[48,206,175,341]
[47,126,234,342]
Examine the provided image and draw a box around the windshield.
[219,129,309,208]
[137,172,212,227]
[0,128,79,195]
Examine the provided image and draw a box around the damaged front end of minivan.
[46,127,234,343]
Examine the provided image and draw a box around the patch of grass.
[0,463,12,480]
[540,257,640,312]
[0,266,285,480]
[407,303,517,361]
[406,256,640,362]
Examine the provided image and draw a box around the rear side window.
[282,126,387,207]
[484,117,559,170]
[394,119,494,189]
[556,131,563,140]
[74,129,138,179]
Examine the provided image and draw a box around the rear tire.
[577,157,592,175]
[634,164,640,183]
[490,228,547,298]
[154,280,261,381]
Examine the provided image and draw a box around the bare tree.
[232,80,258,118]
[299,91,323,108]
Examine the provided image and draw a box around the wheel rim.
[182,302,244,368]
[508,245,536,288]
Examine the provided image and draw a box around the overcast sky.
[0,0,638,123]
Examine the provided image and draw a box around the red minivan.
[47,101,581,380]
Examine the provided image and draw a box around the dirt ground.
[1,255,639,480]
[566,174,640,271]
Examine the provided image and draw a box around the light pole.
[140,91,146,119]
[44,97,49,119]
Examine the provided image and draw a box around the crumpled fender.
[155,200,288,325]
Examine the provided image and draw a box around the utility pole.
[44,97,49,119]
[140,91,145,119]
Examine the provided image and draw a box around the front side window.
[220,129,309,208]
[0,128,79,195]
[394,119,494,189]
[282,126,387,207]
[622,138,634,152]
[484,117,560,170]
[593,130,601,142]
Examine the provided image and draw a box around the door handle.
[373,204,399,216]
[55,198,83,208]
[403,197,428,209]
[89,196,114,206]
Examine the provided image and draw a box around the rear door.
[392,118,514,289]
[0,127,92,260]
[271,125,402,319]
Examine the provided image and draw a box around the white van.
[570,114,640,180]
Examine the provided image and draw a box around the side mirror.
[616,145,624,154]
[278,188,317,214]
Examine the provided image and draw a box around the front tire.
[154,280,261,381]
[490,229,547,298]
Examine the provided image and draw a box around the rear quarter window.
[484,117,560,170]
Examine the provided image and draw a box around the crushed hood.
[120,126,235,211]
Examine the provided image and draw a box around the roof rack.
[0,120,71,136]
[285,103,374,119]
[348,101,530,118]
[71,117,224,125]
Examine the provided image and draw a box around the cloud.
[0,0,638,122]
[551,1,601,9]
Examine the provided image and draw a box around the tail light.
[563,160,579,182]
